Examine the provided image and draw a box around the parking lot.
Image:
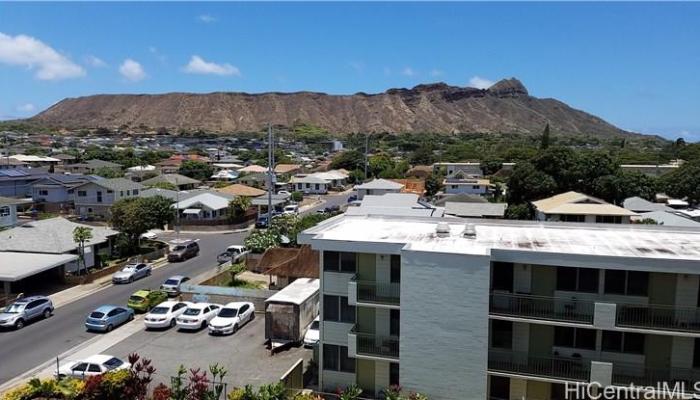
[103,315,312,388]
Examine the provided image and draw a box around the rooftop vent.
[435,222,451,237]
[463,223,477,239]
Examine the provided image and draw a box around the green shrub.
[291,191,303,202]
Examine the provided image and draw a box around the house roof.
[532,191,597,212]
[637,211,700,228]
[444,202,507,218]
[216,184,266,198]
[0,217,118,254]
[0,196,31,206]
[532,191,635,216]
[346,193,444,218]
[238,165,268,173]
[142,174,200,187]
[433,194,488,206]
[10,154,60,163]
[623,196,672,213]
[173,192,231,211]
[291,175,329,184]
[51,154,76,161]
[79,177,144,192]
[32,174,96,188]
[443,177,491,185]
[355,178,404,190]
[0,252,79,282]
[274,164,301,174]
[85,159,122,168]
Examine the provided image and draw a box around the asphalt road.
[0,231,245,384]
[303,191,355,215]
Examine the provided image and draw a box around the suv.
[0,296,54,330]
[160,275,191,296]
[168,241,199,262]
[217,245,249,265]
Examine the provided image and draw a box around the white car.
[176,303,221,331]
[140,231,158,240]
[208,302,255,335]
[56,355,130,379]
[303,316,320,347]
[112,263,152,284]
[283,204,299,215]
[143,301,191,329]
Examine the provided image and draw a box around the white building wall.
[400,250,490,400]
[322,321,354,346]
[0,204,18,228]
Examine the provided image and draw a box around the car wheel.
[170,319,176,328]
[106,324,113,332]
[14,319,25,330]
[200,321,207,329]
[250,312,255,321]
[233,324,238,333]
[128,277,133,283]
[43,309,52,319]
[128,314,134,321]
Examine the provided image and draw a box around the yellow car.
[127,290,168,313]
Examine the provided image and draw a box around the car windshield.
[173,245,186,251]
[121,265,136,272]
[129,296,145,303]
[183,308,201,316]
[163,279,179,285]
[310,320,320,330]
[150,306,169,314]
[103,358,124,370]
[90,311,105,319]
[217,308,238,318]
[3,303,26,313]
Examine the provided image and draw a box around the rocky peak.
[487,78,528,97]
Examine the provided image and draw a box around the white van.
[283,204,299,215]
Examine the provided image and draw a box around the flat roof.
[265,278,319,305]
[0,252,78,281]
[300,215,700,261]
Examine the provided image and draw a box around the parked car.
[283,204,299,215]
[56,355,130,379]
[217,245,250,265]
[160,275,191,296]
[144,301,191,329]
[140,231,158,240]
[324,205,340,213]
[303,316,320,348]
[167,240,199,262]
[208,302,255,335]
[0,296,54,330]
[112,263,152,284]
[277,190,291,196]
[176,303,221,331]
[347,194,358,203]
[127,289,168,313]
[85,305,134,332]
[255,216,269,229]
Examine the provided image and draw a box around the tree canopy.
[178,160,213,181]
[110,196,174,252]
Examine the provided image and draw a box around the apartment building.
[299,214,700,400]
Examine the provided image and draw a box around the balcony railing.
[488,350,590,382]
[353,277,400,306]
[489,293,594,324]
[612,362,700,393]
[352,328,399,360]
[616,303,700,333]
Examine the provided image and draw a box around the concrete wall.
[322,370,356,392]
[0,203,17,228]
[400,250,490,400]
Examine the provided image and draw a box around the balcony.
[349,327,399,361]
[488,350,590,382]
[616,303,700,333]
[349,276,400,308]
[489,293,594,324]
[612,362,700,393]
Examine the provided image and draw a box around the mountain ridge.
[27,78,638,137]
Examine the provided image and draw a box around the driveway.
[103,316,312,388]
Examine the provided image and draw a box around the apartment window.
[39,189,48,196]
[67,189,74,194]
[560,214,586,223]
[0,206,10,217]
[96,191,103,203]
[596,215,623,224]
[323,251,340,271]
[390,255,401,283]
[107,190,113,194]
[492,262,514,292]
[315,184,319,190]
[77,191,87,197]
[490,320,513,349]
[389,363,399,386]
[323,344,355,373]
[323,295,355,323]
[604,270,649,296]
[323,251,356,273]
[693,338,700,368]
[554,327,596,350]
[305,183,310,189]
[126,190,131,196]
[602,331,644,354]
[120,191,124,196]
[340,252,356,273]
[133,189,139,195]
[451,185,458,190]
[472,185,480,190]
[556,267,598,293]
[490,376,510,400]
[390,309,400,336]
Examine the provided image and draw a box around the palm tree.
[72,226,93,275]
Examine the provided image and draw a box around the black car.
[167,241,199,262]
[255,216,269,229]
[347,195,358,203]
[324,205,340,213]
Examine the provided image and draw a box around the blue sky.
[0,2,699,141]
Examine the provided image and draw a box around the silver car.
[112,263,152,284]
[0,296,54,330]
[160,275,190,296]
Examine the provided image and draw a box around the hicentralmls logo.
[565,382,700,399]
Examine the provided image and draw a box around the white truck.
[264,278,320,354]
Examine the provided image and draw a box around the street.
[0,231,245,385]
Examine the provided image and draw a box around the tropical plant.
[72,226,93,275]
[338,385,362,400]
[227,197,252,221]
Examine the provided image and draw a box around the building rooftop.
[444,202,507,218]
[346,193,443,218]
[80,177,144,192]
[0,217,118,254]
[141,173,200,187]
[0,252,79,282]
[216,184,266,198]
[623,196,673,213]
[355,178,404,190]
[173,192,232,211]
[533,191,636,216]
[637,211,700,228]
[300,214,700,260]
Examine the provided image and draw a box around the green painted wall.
[357,253,376,281]
[357,359,376,394]
[357,306,376,333]
[531,265,556,296]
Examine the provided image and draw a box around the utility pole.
[364,133,369,182]
[267,124,274,220]
[175,175,180,242]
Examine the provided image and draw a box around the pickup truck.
[217,245,250,265]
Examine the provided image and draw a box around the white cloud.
[119,58,146,81]
[0,32,85,80]
[401,67,416,77]
[469,76,495,89]
[349,61,365,73]
[430,69,444,77]
[197,14,217,23]
[85,55,107,68]
[16,103,35,113]
[183,55,240,76]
